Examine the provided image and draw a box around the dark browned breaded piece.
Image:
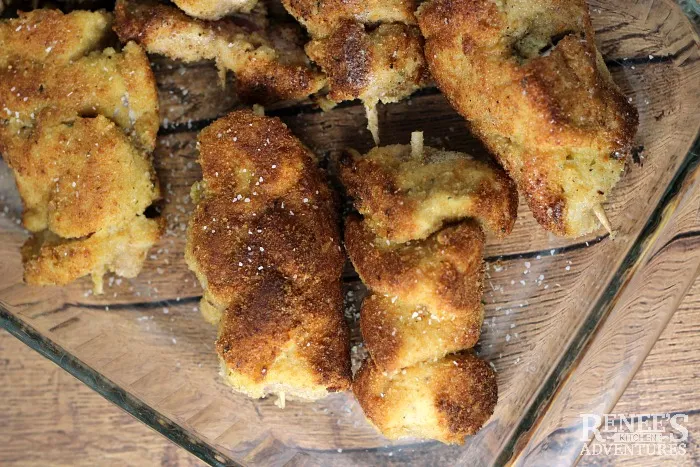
[185,110,343,323]
[339,144,518,243]
[185,110,351,399]
[0,10,161,292]
[353,352,498,444]
[114,0,325,105]
[281,0,418,37]
[217,272,350,399]
[282,0,428,143]
[346,215,485,371]
[417,0,639,237]
[305,21,428,106]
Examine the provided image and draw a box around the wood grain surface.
[0,327,205,467]
[579,277,700,466]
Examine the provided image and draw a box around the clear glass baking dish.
[1,1,699,465]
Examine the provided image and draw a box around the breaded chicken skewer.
[0,10,162,292]
[416,0,638,238]
[114,0,325,105]
[185,110,351,402]
[340,132,517,443]
[281,0,429,144]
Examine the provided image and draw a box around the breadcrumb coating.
[339,144,518,242]
[6,113,158,238]
[23,215,163,292]
[343,136,506,443]
[353,352,498,444]
[281,0,428,143]
[346,216,485,372]
[281,0,418,38]
[0,9,161,291]
[185,110,351,400]
[172,0,258,20]
[305,21,428,107]
[114,0,325,105]
[417,0,638,237]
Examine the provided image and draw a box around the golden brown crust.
[417,0,638,237]
[339,144,518,242]
[185,111,343,311]
[114,0,325,105]
[0,9,113,66]
[185,110,350,399]
[347,216,485,371]
[342,137,503,441]
[172,0,258,20]
[6,113,158,237]
[281,0,418,38]
[305,21,428,105]
[216,273,350,393]
[283,0,427,140]
[0,9,161,290]
[0,17,159,153]
[353,352,498,444]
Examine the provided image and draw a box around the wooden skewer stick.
[274,391,286,409]
[411,131,424,158]
[593,204,615,239]
[364,102,380,146]
[252,104,265,116]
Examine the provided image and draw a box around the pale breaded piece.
[0,10,161,291]
[353,352,497,444]
[0,9,112,66]
[281,0,418,38]
[346,215,485,371]
[23,215,163,292]
[339,143,518,243]
[0,16,158,151]
[417,0,638,237]
[5,112,158,237]
[185,110,351,399]
[114,0,325,105]
[173,0,257,20]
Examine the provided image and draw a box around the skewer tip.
[364,103,380,146]
[593,204,615,239]
[252,104,265,116]
[411,131,424,159]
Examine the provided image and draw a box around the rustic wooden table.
[2,272,699,466]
